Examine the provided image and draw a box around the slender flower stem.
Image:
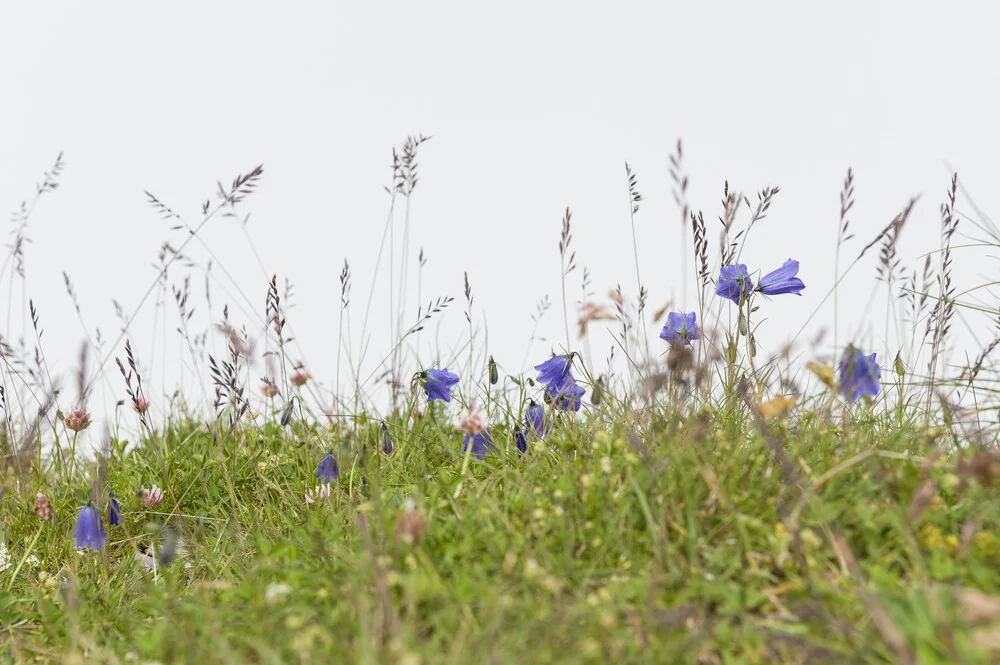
[560,269,570,354]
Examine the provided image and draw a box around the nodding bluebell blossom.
[525,401,551,438]
[73,503,107,551]
[838,348,881,403]
[535,354,585,411]
[315,451,339,484]
[514,428,527,454]
[108,493,123,527]
[545,375,586,412]
[421,368,460,402]
[716,264,754,305]
[757,259,805,296]
[534,354,574,389]
[462,430,495,460]
[659,312,700,345]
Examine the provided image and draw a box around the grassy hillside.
[3,397,1000,663]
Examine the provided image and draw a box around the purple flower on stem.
[838,348,881,403]
[757,259,805,296]
[108,494,123,527]
[514,428,528,454]
[716,265,754,305]
[73,504,107,551]
[534,355,573,389]
[315,451,339,484]
[659,312,700,345]
[525,401,551,438]
[545,376,586,412]
[462,430,495,460]
[422,368,460,403]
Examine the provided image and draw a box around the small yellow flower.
[806,361,836,388]
[975,532,998,557]
[800,528,821,551]
[760,395,796,418]
[921,524,944,549]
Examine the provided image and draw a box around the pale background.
[1,1,998,434]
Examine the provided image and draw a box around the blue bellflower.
[534,355,573,388]
[716,264,754,305]
[514,428,528,454]
[838,348,881,402]
[73,504,107,551]
[659,312,700,345]
[315,451,339,484]
[462,430,495,460]
[525,401,552,438]
[535,354,585,412]
[545,376,586,412]
[108,493,123,527]
[422,368,460,403]
[758,259,805,296]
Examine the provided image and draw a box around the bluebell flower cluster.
[535,355,586,412]
[315,451,339,483]
[659,312,700,345]
[717,259,804,305]
[838,348,881,403]
[421,368,460,402]
[73,503,107,551]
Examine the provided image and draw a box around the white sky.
[1,1,998,429]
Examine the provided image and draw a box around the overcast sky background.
[1,0,998,433]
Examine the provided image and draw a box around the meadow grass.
[2,145,1000,664]
[3,405,1000,664]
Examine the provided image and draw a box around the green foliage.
[2,407,1000,664]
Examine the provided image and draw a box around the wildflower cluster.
[655,256,880,402]
[716,259,805,305]
[69,484,167,551]
[535,354,585,412]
